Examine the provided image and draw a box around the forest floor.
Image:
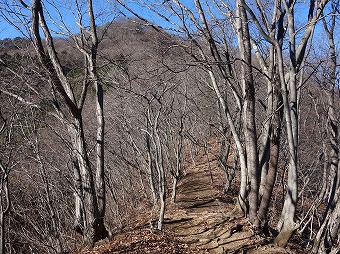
[76,148,307,254]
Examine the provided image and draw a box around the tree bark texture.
[236,0,259,224]
[0,161,10,254]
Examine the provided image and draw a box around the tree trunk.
[219,138,234,193]
[236,0,259,224]
[171,176,178,203]
[0,161,10,254]
[86,0,107,232]
[0,208,4,254]
[73,158,85,234]
[313,191,340,254]
[158,190,166,230]
[273,6,299,241]
[274,56,299,248]
[70,118,105,244]
[91,52,109,241]
[170,119,184,204]
[146,134,158,205]
[318,147,330,202]
[155,125,166,230]
[258,90,283,228]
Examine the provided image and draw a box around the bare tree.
[235,0,259,224]
[0,0,109,244]
[312,1,339,252]
[163,90,188,203]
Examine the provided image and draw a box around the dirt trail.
[163,159,262,254]
[162,151,299,254]
[80,151,299,253]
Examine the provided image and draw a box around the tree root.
[197,224,243,249]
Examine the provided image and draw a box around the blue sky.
[0,21,22,39]
[0,0,192,40]
[0,0,337,47]
[0,0,117,39]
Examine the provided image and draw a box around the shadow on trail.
[163,162,254,254]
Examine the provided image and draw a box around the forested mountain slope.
[0,1,339,253]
